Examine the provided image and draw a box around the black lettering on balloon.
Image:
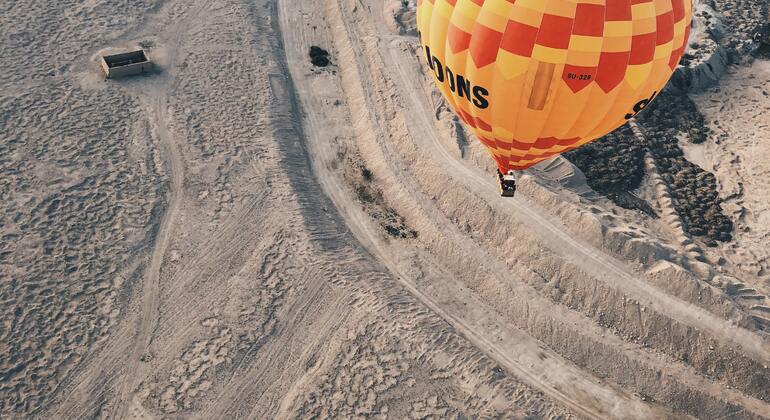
[473,86,489,109]
[568,72,592,81]
[457,75,471,100]
[420,45,491,110]
[625,91,658,119]
[432,56,444,82]
[446,67,456,92]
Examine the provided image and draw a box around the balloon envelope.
[416,0,692,172]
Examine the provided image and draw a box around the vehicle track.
[41,0,770,417]
[385,42,770,367]
[384,43,770,416]
[112,1,216,415]
[366,18,759,360]
[47,2,211,418]
[277,0,659,417]
[279,0,770,417]
[111,93,180,420]
[332,12,770,412]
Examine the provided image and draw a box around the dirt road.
[275,0,770,417]
[9,0,770,418]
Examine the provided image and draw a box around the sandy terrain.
[690,61,770,274]
[1,0,770,419]
[689,59,770,325]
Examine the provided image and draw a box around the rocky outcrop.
[642,149,707,264]
[562,85,734,246]
[672,42,731,93]
[672,0,769,92]
[385,0,417,37]
[673,3,730,93]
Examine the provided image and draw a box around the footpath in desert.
[1,0,770,418]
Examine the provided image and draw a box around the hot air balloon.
[416,0,692,196]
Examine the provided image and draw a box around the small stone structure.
[101,50,152,78]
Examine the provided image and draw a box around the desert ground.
[1,0,770,418]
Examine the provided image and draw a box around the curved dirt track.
[277,0,770,418]
[5,0,770,418]
[385,46,770,365]
[277,1,651,418]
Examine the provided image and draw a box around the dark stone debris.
[309,46,330,67]
[564,89,733,243]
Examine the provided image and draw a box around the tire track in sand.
[321,5,770,414]
[385,41,770,367]
[48,2,210,418]
[277,0,655,418]
[112,0,214,414]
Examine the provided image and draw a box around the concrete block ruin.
[101,50,152,79]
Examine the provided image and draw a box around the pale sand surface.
[690,60,770,280]
[1,0,770,419]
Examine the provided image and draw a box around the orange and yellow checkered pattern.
[416,0,692,171]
